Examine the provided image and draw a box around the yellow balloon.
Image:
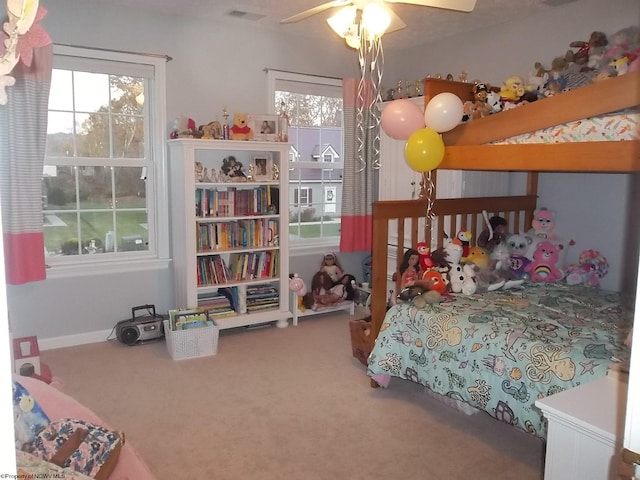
[404,128,445,172]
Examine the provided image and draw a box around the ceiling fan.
[281,0,476,49]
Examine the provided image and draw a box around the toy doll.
[310,271,347,308]
[399,248,420,288]
[320,252,343,283]
[477,215,508,252]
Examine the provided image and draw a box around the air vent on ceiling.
[541,0,579,6]
[226,10,265,21]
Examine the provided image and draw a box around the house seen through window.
[269,71,343,249]
[43,46,167,267]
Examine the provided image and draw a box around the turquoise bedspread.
[366,282,633,438]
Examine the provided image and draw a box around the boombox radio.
[116,304,165,346]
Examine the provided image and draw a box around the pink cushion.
[13,375,156,480]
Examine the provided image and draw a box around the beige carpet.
[41,310,544,480]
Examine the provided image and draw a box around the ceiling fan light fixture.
[361,2,391,37]
[326,5,357,38]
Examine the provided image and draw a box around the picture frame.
[250,154,273,182]
[247,114,278,142]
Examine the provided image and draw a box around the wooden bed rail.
[370,195,538,346]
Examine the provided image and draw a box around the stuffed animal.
[505,233,533,278]
[448,263,477,295]
[525,240,564,283]
[465,246,490,270]
[412,290,443,308]
[566,31,609,69]
[565,249,609,287]
[229,113,254,141]
[529,207,557,239]
[454,230,472,260]
[416,241,434,271]
[499,75,525,102]
[420,269,448,294]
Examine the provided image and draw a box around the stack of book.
[245,285,279,313]
[198,291,236,320]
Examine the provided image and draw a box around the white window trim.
[45,45,170,277]
[267,70,343,254]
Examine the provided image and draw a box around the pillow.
[13,380,50,449]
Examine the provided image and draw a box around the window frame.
[45,45,170,278]
[267,70,343,254]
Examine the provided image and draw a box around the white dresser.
[535,375,628,480]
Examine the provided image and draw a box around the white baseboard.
[38,329,114,351]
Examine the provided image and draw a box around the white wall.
[388,0,640,292]
[7,0,637,342]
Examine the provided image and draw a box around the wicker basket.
[349,318,373,367]
[163,320,219,360]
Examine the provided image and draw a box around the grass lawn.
[44,210,148,253]
[289,222,340,238]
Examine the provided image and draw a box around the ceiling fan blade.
[281,0,353,24]
[385,6,407,34]
[385,0,477,13]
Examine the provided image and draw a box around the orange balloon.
[404,128,445,172]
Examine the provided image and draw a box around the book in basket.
[168,308,213,330]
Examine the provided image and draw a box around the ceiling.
[87,0,579,50]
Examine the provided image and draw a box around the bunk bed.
[366,71,639,438]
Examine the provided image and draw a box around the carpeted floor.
[41,310,544,480]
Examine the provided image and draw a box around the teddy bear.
[565,249,609,287]
[505,233,533,279]
[229,112,254,141]
[566,31,609,70]
[525,240,564,283]
[529,207,557,239]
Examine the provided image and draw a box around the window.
[43,46,168,272]
[267,71,343,250]
[294,187,312,207]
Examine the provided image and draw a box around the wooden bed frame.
[369,71,640,375]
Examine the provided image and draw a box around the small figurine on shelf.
[247,163,254,181]
[277,100,289,142]
[220,156,247,182]
[222,107,230,140]
[272,163,279,181]
[320,252,344,283]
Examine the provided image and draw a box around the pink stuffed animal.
[565,249,609,287]
[529,207,557,239]
[525,241,564,282]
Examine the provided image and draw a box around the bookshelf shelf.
[168,139,291,330]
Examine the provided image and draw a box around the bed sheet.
[493,108,639,144]
[366,282,632,438]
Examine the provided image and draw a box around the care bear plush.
[230,112,254,141]
[529,207,557,239]
[525,240,564,282]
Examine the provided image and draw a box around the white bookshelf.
[167,139,291,329]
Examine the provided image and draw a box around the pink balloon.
[381,99,425,140]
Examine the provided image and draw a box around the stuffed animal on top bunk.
[565,249,609,287]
